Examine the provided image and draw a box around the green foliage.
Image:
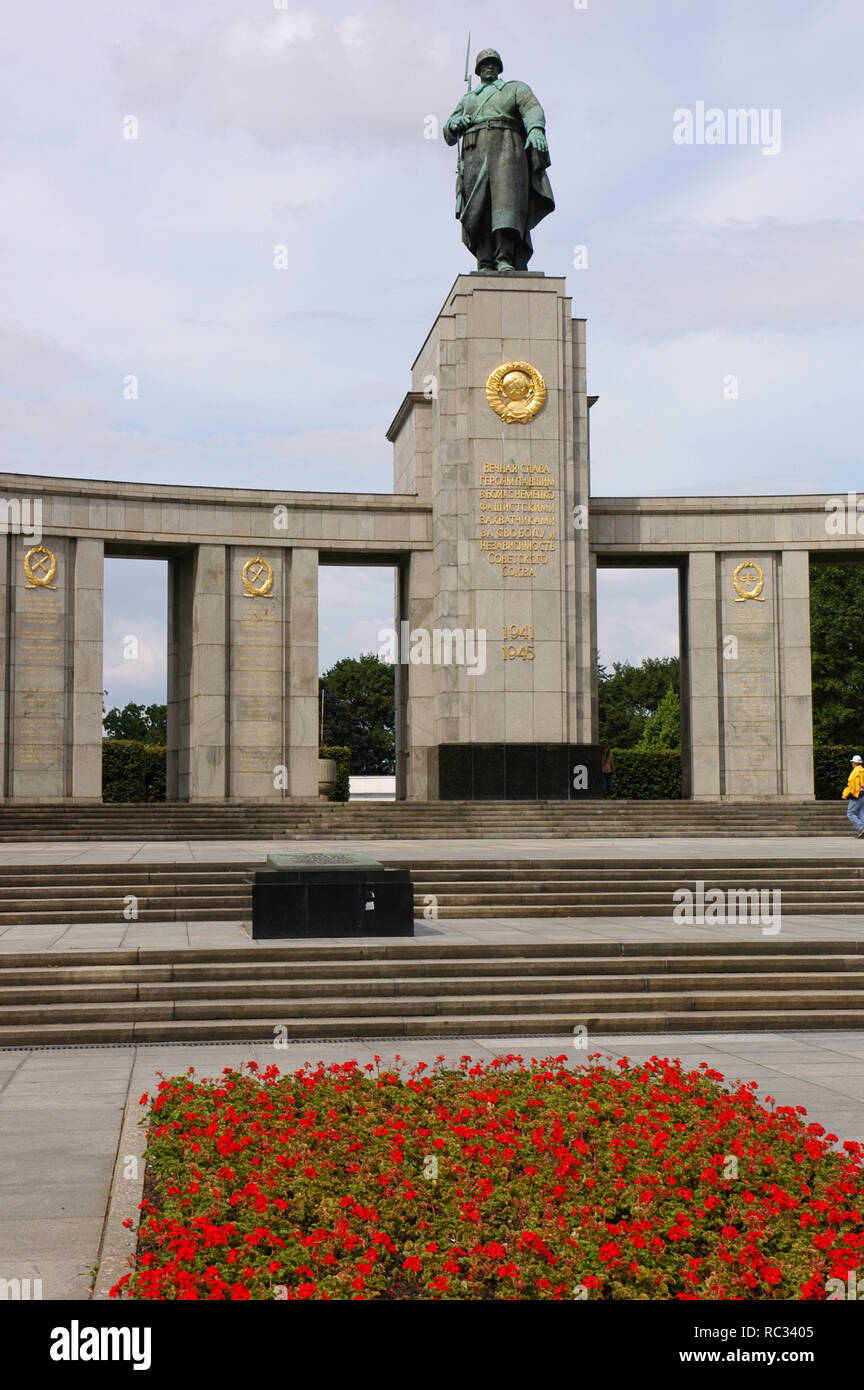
[813,746,864,801]
[319,745,351,802]
[809,564,864,744]
[598,657,680,749]
[104,702,167,744]
[608,749,681,800]
[636,684,680,750]
[102,740,166,802]
[319,654,394,775]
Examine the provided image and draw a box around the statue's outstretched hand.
[525,129,548,154]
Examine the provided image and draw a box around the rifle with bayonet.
[455,32,471,219]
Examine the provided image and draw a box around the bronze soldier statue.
[443,48,555,273]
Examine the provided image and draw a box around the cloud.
[4,0,864,674]
[112,7,459,151]
[575,218,864,339]
[596,569,680,668]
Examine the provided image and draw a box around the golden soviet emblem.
[242,556,274,598]
[485,360,546,423]
[732,560,765,602]
[23,545,57,589]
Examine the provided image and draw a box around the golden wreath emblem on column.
[242,555,274,598]
[485,360,546,423]
[23,545,57,589]
[732,560,765,602]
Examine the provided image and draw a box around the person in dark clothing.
[600,746,615,798]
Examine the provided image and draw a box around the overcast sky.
[4,1,862,708]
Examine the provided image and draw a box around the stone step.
[6,950,864,985]
[430,903,864,918]
[7,863,861,879]
[0,800,850,841]
[0,937,862,1043]
[2,1007,864,1047]
[4,985,864,1027]
[5,938,861,968]
[0,854,863,923]
[6,969,864,1006]
[0,908,247,925]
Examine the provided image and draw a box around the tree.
[636,683,680,750]
[598,656,680,748]
[810,562,864,744]
[103,702,167,744]
[319,654,395,775]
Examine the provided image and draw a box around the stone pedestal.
[389,273,596,799]
[252,851,414,938]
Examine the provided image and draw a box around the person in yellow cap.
[842,755,864,836]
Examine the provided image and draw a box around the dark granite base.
[252,863,414,939]
[436,743,602,800]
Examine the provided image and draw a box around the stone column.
[0,534,8,798]
[586,549,599,744]
[686,549,815,800]
[686,551,722,800]
[71,538,104,800]
[188,544,227,801]
[389,273,593,798]
[166,553,191,801]
[397,550,436,800]
[4,535,103,801]
[286,548,318,798]
[228,546,286,799]
[677,564,691,801]
[718,551,784,798]
[779,550,814,798]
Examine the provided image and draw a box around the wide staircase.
[1,939,863,1046]
[0,799,850,841]
[0,856,864,925]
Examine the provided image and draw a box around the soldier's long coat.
[444,79,555,269]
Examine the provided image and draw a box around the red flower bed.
[111,1054,864,1300]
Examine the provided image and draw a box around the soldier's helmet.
[474,48,503,76]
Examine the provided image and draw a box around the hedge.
[319,745,351,802]
[102,740,166,802]
[608,746,860,801]
[813,745,864,801]
[608,749,681,799]
[99,741,852,804]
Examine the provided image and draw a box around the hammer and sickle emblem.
[242,555,274,598]
[23,545,57,589]
[485,360,547,424]
[732,560,765,602]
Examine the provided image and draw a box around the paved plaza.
[2,1029,864,1301]
[2,833,864,866]
[1,833,862,1299]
